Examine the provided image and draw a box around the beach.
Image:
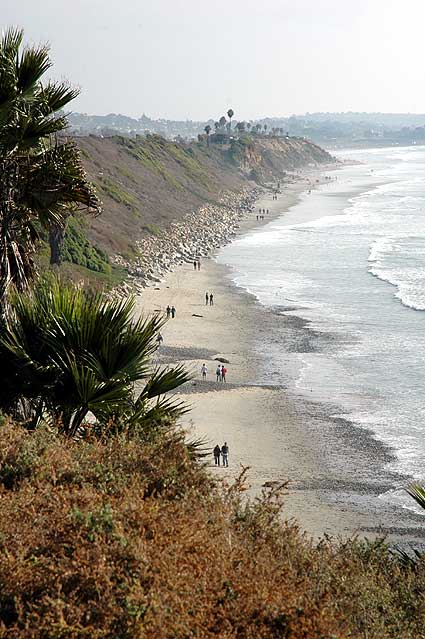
[136,177,425,543]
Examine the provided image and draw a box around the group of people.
[256,207,269,221]
[213,442,229,467]
[205,292,214,306]
[272,193,279,200]
[193,259,201,271]
[201,363,227,382]
[215,364,227,382]
[166,305,176,318]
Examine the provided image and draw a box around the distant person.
[209,293,214,306]
[197,259,201,271]
[213,444,221,466]
[221,365,227,382]
[267,208,269,214]
[201,363,208,380]
[156,332,163,346]
[216,364,221,382]
[166,305,171,318]
[171,306,176,318]
[193,260,197,270]
[205,292,209,305]
[221,442,229,467]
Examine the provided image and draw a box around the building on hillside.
[210,131,230,145]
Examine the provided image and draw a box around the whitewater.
[218,146,425,510]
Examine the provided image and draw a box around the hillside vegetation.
[75,134,334,261]
[0,421,424,638]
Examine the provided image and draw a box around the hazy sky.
[3,0,425,120]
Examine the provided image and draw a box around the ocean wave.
[368,236,425,310]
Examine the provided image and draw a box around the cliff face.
[75,134,335,259]
[228,136,334,181]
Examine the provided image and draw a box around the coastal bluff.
[75,134,335,268]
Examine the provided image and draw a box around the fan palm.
[0,27,100,304]
[0,279,190,437]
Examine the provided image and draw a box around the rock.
[214,357,230,363]
[110,187,264,297]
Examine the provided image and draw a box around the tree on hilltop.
[219,115,227,130]
[227,108,234,134]
[204,124,211,145]
[235,121,246,135]
[0,27,100,306]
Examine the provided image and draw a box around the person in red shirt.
[221,365,227,382]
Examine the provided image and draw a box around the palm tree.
[263,124,268,134]
[219,116,227,130]
[0,27,100,304]
[204,124,211,146]
[227,108,234,134]
[0,279,190,437]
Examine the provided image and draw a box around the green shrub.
[63,217,111,274]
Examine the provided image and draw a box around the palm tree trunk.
[49,224,65,265]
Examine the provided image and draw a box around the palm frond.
[17,45,51,97]
[140,364,191,400]
[38,82,79,115]
[406,483,425,511]
[392,545,422,569]
[0,27,23,56]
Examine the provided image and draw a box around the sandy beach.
[136,178,425,543]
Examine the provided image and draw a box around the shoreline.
[135,173,425,543]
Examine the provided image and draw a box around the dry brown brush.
[0,421,424,638]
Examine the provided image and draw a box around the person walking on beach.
[209,293,214,306]
[166,305,171,318]
[221,365,227,382]
[213,444,221,466]
[156,332,163,346]
[216,364,221,382]
[197,259,201,271]
[171,306,176,318]
[193,260,197,270]
[201,363,208,380]
[205,292,209,305]
[221,442,229,467]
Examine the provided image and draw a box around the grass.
[142,223,162,236]
[0,421,424,638]
[98,175,139,208]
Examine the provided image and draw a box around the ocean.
[217,146,425,514]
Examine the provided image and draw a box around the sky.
[2,0,425,121]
